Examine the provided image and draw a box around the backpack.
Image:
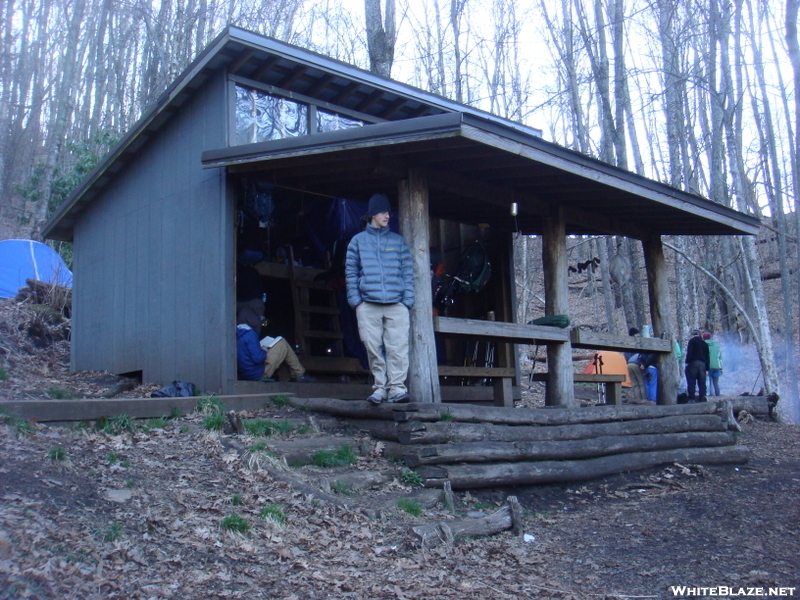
[452,240,492,294]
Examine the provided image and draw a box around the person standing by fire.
[685,329,710,402]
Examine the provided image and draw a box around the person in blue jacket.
[345,193,415,404]
[236,307,314,382]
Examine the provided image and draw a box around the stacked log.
[289,398,751,490]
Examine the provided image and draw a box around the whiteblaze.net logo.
[670,587,797,597]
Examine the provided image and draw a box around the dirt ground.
[2,399,799,600]
[2,301,800,600]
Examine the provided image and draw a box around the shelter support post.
[399,168,442,403]
[642,234,680,405]
[542,208,574,407]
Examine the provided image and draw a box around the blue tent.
[0,239,72,298]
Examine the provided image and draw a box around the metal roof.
[43,26,759,241]
[202,113,760,238]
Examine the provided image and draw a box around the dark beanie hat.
[364,193,391,219]
[237,307,262,331]
[628,327,640,336]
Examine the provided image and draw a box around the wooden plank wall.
[72,72,233,394]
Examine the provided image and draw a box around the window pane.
[316,109,364,133]
[235,86,308,145]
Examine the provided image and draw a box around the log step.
[417,444,750,489]
[390,431,737,466]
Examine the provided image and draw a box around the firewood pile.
[289,397,768,490]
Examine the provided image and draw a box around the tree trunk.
[542,208,574,406]
[365,0,395,77]
[398,169,441,403]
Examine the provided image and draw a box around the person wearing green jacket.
[703,332,723,396]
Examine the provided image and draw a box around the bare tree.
[365,0,395,77]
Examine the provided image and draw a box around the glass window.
[316,109,364,133]
[235,85,308,145]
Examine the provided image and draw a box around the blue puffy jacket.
[345,224,415,309]
[237,324,267,380]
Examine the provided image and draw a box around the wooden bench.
[433,317,570,407]
[530,372,626,405]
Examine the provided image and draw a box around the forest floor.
[2,299,800,599]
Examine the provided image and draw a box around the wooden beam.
[278,64,308,88]
[433,316,569,344]
[228,49,255,74]
[437,366,516,377]
[378,97,410,120]
[332,81,360,104]
[355,89,384,113]
[250,55,279,81]
[570,329,672,352]
[643,234,681,405]
[542,207,574,406]
[399,168,442,403]
[305,73,335,97]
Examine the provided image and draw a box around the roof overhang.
[202,113,761,238]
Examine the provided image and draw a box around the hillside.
[1,297,800,598]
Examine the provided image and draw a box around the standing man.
[346,193,415,404]
[685,329,710,402]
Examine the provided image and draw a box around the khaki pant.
[262,338,304,380]
[627,362,645,400]
[356,302,410,400]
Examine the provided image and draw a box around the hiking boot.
[388,391,410,403]
[367,393,384,405]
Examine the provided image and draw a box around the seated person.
[236,307,315,382]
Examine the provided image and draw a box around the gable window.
[235,86,308,145]
[233,83,365,145]
[316,109,363,133]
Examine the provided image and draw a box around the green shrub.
[221,513,250,533]
[144,417,167,431]
[0,367,8,381]
[48,446,67,461]
[397,498,422,516]
[332,481,352,495]
[1,410,34,435]
[273,419,295,435]
[107,452,119,464]
[400,469,423,487]
[439,411,454,422]
[47,387,74,399]
[311,445,357,468]
[124,478,136,489]
[231,494,243,506]
[270,395,290,408]
[196,396,224,416]
[245,420,275,436]
[260,504,286,524]
[102,414,136,435]
[248,442,267,452]
[203,414,224,431]
[97,520,123,542]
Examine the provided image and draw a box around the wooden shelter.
[43,27,760,405]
